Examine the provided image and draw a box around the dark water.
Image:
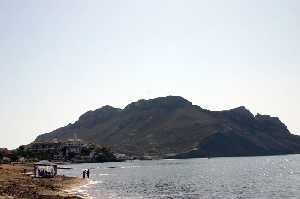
[61,155,300,199]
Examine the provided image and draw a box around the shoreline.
[0,164,87,199]
[64,179,97,199]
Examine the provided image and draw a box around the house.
[62,138,83,158]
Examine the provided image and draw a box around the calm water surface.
[61,155,300,199]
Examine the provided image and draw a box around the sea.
[61,155,300,199]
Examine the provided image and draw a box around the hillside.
[35,96,300,158]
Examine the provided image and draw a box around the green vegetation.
[0,146,36,162]
[93,146,117,162]
[13,146,33,159]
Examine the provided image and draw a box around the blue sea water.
[61,155,300,199]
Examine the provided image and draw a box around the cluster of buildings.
[25,138,92,162]
[1,136,120,164]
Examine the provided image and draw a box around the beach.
[0,164,86,199]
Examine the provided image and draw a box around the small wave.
[65,179,100,199]
[120,166,141,169]
[99,173,110,176]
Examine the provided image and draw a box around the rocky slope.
[35,96,300,158]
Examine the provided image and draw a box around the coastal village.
[0,137,120,164]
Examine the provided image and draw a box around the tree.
[9,151,18,162]
[80,147,91,156]
[87,144,97,151]
[94,146,117,162]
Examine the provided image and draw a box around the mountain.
[35,96,300,158]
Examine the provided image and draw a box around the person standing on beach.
[87,169,90,179]
[82,170,86,179]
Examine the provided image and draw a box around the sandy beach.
[0,164,86,199]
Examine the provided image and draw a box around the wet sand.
[0,164,86,199]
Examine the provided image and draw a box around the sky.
[0,0,299,149]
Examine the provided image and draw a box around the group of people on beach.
[37,167,55,177]
[82,169,90,179]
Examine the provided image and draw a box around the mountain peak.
[79,105,120,120]
[226,106,254,119]
[255,114,290,135]
[76,106,121,128]
[124,96,192,111]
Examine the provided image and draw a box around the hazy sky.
[0,0,299,149]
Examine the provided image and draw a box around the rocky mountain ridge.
[35,96,300,158]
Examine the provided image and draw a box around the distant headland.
[28,96,300,160]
